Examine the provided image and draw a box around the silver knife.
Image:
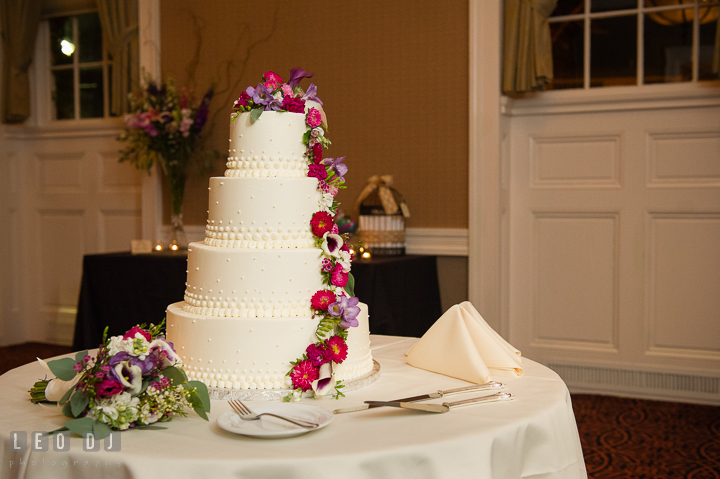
[364,392,514,413]
[332,381,505,414]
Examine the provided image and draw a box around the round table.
[0,336,587,479]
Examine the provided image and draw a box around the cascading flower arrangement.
[118,74,217,247]
[29,321,210,439]
[233,69,358,400]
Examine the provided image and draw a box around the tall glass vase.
[166,162,188,251]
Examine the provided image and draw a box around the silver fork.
[228,400,319,429]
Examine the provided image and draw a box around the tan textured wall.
[159,0,468,228]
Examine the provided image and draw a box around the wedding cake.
[166,70,374,396]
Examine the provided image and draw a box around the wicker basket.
[355,176,409,256]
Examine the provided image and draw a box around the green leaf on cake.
[47,358,78,381]
[344,273,355,297]
[250,108,263,122]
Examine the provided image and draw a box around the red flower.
[311,290,337,311]
[326,336,348,363]
[310,211,334,237]
[282,96,305,113]
[308,164,327,181]
[312,143,323,164]
[331,263,348,287]
[290,360,319,391]
[96,378,123,398]
[306,108,322,127]
[306,343,328,367]
[123,326,151,341]
[233,92,250,109]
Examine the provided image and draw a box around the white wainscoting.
[506,86,720,405]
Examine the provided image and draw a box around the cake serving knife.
[332,381,505,414]
[364,391,514,413]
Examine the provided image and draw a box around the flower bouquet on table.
[231,69,360,401]
[29,321,210,439]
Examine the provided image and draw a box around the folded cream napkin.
[406,301,524,384]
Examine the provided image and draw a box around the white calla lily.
[35,358,81,402]
[311,362,336,397]
[321,232,343,257]
[114,362,143,396]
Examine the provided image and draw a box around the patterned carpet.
[1,344,719,477]
[572,394,720,479]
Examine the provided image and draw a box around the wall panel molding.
[647,129,720,188]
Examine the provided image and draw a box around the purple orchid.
[246,83,281,111]
[302,83,323,105]
[328,296,361,328]
[288,68,314,88]
[323,156,348,181]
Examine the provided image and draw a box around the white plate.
[217,403,333,439]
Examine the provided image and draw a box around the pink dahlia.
[331,263,348,287]
[326,336,348,363]
[123,326,151,341]
[282,95,305,113]
[308,164,327,181]
[290,360,319,391]
[263,71,283,91]
[306,108,322,128]
[312,143,323,164]
[281,83,293,97]
[310,211,334,237]
[311,290,337,311]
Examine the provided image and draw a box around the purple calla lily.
[323,156,348,181]
[288,68,314,88]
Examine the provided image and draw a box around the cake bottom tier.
[166,302,374,390]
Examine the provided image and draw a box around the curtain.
[0,0,42,124]
[503,0,557,94]
[97,0,138,116]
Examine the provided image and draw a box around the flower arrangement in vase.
[118,74,217,249]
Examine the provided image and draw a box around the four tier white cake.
[166,84,374,394]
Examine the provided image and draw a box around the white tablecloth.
[0,336,587,479]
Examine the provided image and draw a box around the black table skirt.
[73,252,442,350]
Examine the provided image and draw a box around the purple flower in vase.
[323,156,348,181]
[328,296,361,328]
[246,83,281,111]
[194,88,213,132]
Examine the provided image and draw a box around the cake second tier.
[183,242,324,318]
[204,177,319,248]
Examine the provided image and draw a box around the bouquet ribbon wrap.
[355,175,399,216]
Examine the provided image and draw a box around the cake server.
[364,391,514,414]
[332,381,505,414]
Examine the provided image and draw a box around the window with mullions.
[49,12,112,119]
[549,0,720,90]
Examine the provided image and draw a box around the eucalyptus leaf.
[59,385,74,405]
[47,358,78,381]
[344,273,356,297]
[92,421,112,440]
[64,417,97,437]
[47,426,69,435]
[74,350,88,364]
[162,366,185,386]
[190,380,211,413]
[139,378,150,395]
[135,425,167,430]
[70,391,89,417]
[250,108,263,122]
[61,401,74,419]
